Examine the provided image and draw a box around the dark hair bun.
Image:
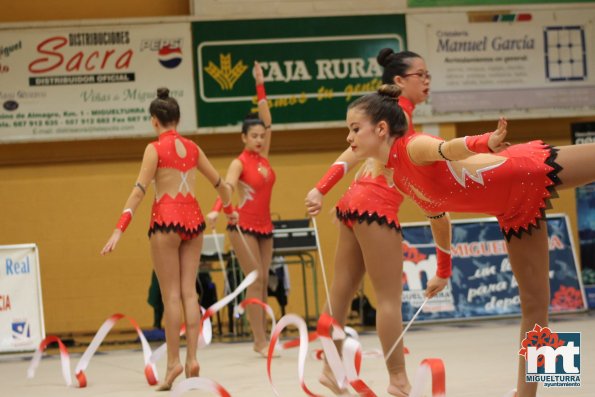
[156,87,170,100]
[377,84,401,99]
[244,112,259,121]
[377,48,395,67]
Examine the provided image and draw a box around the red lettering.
[66,51,84,71]
[115,50,133,69]
[85,51,100,71]
[28,36,133,73]
[0,295,11,311]
[28,36,67,74]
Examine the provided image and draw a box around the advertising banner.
[408,0,594,7]
[192,15,405,130]
[0,23,196,143]
[0,244,45,352]
[400,214,586,322]
[406,9,595,118]
[571,122,595,271]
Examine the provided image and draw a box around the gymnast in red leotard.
[344,84,595,397]
[101,88,237,391]
[207,61,276,356]
[305,49,451,397]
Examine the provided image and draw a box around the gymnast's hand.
[488,117,511,153]
[425,276,449,298]
[253,61,264,86]
[206,211,219,229]
[305,188,323,216]
[225,210,239,225]
[100,229,122,256]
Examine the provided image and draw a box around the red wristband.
[256,84,266,101]
[223,202,234,215]
[315,162,347,195]
[436,248,452,278]
[212,198,223,213]
[465,132,492,153]
[116,210,132,232]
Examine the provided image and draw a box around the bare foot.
[156,363,183,391]
[254,343,279,358]
[185,360,200,378]
[319,365,350,396]
[388,373,411,397]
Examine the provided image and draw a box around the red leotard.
[335,96,414,231]
[149,130,206,240]
[386,132,562,240]
[227,149,276,238]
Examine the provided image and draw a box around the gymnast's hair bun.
[377,48,395,67]
[156,87,170,100]
[377,84,402,99]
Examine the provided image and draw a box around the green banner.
[192,15,405,128]
[409,0,594,7]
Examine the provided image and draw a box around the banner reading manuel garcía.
[400,214,586,322]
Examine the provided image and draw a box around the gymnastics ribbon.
[27,335,73,387]
[170,377,232,397]
[409,358,446,397]
[74,313,157,387]
[267,314,323,397]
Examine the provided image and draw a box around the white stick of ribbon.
[385,297,429,363]
[311,217,333,317]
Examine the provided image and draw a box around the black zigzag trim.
[336,208,402,232]
[502,146,563,241]
[148,222,206,238]
[226,224,273,239]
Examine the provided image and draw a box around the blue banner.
[400,214,586,322]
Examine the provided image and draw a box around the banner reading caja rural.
[0,23,195,143]
[0,244,44,352]
[192,15,405,129]
[400,214,586,322]
[406,9,595,116]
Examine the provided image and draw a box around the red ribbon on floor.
[170,376,232,397]
[27,335,73,386]
[409,358,446,397]
[74,313,157,388]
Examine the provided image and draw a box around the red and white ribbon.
[170,376,232,397]
[282,331,319,350]
[267,314,323,397]
[409,358,446,397]
[74,313,156,388]
[27,335,72,387]
[317,313,377,397]
[201,270,258,326]
[234,298,277,331]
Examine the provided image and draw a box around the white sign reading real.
[407,9,595,118]
[0,23,196,143]
[0,244,45,353]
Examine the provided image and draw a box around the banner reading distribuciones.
[0,244,45,352]
[0,23,196,142]
[192,15,405,129]
[406,9,595,116]
[400,215,586,322]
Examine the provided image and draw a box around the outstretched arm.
[408,117,510,165]
[101,144,157,255]
[305,147,363,216]
[254,61,273,158]
[425,212,452,298]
